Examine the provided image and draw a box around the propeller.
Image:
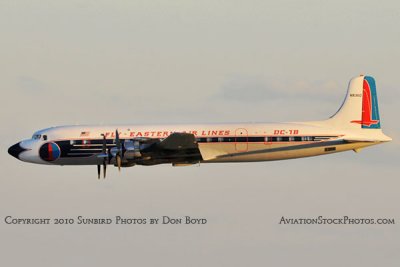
[97,134,109,179]
[96,130,123,178]
[102,134,107,178]
[115,129,122,172]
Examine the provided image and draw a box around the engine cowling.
[123,140,142,159]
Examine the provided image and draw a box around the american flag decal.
[80,131,90,137]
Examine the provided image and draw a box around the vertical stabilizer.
[328,75,381,129]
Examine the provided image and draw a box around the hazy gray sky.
[0,1,399,266]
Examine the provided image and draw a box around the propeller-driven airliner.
[8,75,391,178]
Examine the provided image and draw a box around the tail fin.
[328,75,381,129]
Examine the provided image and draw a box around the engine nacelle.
[123,140,142,159]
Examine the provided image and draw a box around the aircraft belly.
[203,142,376,163]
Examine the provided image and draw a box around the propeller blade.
[100,134,108,179]
[115,129,123,172]
[102,134,107,154]
[97,134,109,158]
[116,155,121,172]
[115,129,121,150]
[97,165,100,179]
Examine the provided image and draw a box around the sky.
[0,1,399,266]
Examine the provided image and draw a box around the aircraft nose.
[8,142,27,159]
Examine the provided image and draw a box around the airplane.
[8,75,391,179]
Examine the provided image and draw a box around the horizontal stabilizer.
[343,138,378,143]
[343,135,392,143]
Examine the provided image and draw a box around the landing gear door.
[235,128,248,152]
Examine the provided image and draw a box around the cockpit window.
[32,134,48,140]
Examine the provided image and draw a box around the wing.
[157,132,198,150]
[136,133,202,165]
